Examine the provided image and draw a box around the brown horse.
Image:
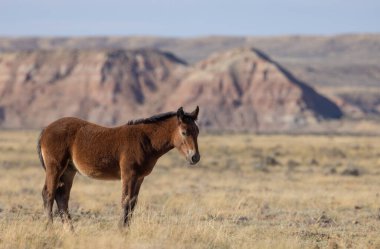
[37,106,200,229]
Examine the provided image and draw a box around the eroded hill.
[0,48,343,132]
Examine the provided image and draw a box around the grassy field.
[0,131,379,249]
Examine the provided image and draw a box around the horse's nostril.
[192,154,200,163]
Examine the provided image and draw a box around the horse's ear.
[190,106,199,121]
[177,107,185,122]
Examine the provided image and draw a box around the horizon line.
[0,32,379,39]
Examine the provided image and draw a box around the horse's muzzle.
[189,153,201,165]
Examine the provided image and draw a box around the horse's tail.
[37,129,46,170]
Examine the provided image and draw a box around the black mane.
[127,112,177,125]
[127,111,196,125]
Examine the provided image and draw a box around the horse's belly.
[72,156,121,180]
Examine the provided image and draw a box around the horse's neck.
[144,118,177,157]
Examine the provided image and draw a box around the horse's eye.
[182,131,188,136]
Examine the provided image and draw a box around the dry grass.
[0,131,380,249]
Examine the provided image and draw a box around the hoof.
[63,222,75,233]
[44,220,53,230]
[118,219,130,232]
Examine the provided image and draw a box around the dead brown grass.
[0,131,379,249]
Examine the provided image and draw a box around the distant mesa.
[166,48,343,132]
[0,49,186,127]
[0,47,342,132]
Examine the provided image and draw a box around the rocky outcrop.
[165,48,342,132]
[0,49,186,127]
[0,48,342,131]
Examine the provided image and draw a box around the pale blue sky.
[0,0,379,37]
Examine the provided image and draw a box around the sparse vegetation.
[0,131,379,248]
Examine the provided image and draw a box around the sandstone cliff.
[0,48,342,132]
[0,49,186,127]
[166,48,342,132]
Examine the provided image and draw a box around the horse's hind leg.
[41,159,68,225]
[55,165,76,231]
[42,165,60,224]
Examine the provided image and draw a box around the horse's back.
[40,117,123,179]
[42,117,87,140]
[46,117,88,129]
[39,117,89,158]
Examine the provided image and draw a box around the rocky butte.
[0,48,342,132]
[166,48,342,132]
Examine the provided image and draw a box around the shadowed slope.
[165,48,343,132]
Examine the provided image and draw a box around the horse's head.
[173,106,201,165]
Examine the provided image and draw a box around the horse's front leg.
[119,169,144,228]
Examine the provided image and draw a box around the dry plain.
[0,131,379,249]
